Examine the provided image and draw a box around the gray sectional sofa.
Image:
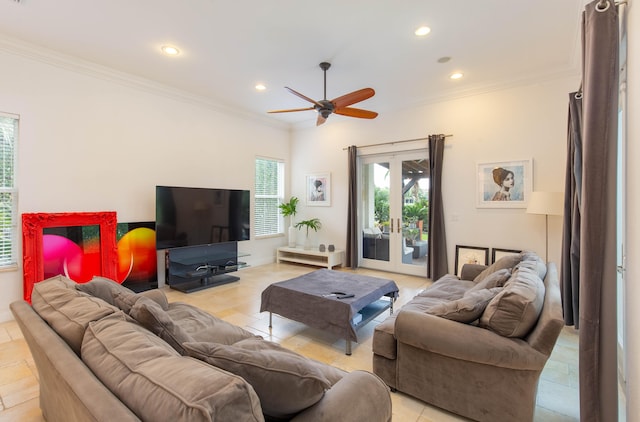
[372,252,564,422]
[11,275,392,422]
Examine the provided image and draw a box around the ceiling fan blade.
[285,87,323,107]
[268,107,315,114]
[331,88,375,109]
[334,107,378,119]
[316,114,327,126]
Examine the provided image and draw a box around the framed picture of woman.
[476,159,532,208]
[306,172,331,206]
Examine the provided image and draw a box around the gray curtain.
[561,1,619,420]
[562,92,582,327]
[427,134,447,280]
[345,145,358,268]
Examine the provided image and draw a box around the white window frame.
[254,156,285,238]
[0,112,19,270]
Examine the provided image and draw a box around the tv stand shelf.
[169,274,239,294]
[166,242,248,293]
[276,247,343,270]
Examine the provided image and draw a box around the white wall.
[290,76,578,271]
[0,48,291,321]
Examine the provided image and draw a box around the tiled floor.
[0,263,579,421]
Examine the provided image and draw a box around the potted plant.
[278,196,299,247]
[295,218,322,250]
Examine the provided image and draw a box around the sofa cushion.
[480,266,545,337]
[467,269,511,293]
[82,312,264,422]
[184,338,344,418]
[77,276,169,313]
[372,315,399,359]
[474,253,525,284]
[31,275,119,354]
[129,296,193,354]
[426,287,502,323]
[167,302,259,345]
[76,276,137,307]
[417,275,474,300]
[517,252,548,279]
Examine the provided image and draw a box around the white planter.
[288,225,296,248]
[303,235,312,250]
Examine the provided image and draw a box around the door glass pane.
[401,159,429,268]
[362,161,390,262]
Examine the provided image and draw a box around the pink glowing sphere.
[42,234,84,280]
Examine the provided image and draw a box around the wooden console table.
[276,247,344,269]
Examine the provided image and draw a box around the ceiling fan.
[268,62,378,126]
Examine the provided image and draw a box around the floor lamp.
[526,192,564,262]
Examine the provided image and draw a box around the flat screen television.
[155,185,250,250]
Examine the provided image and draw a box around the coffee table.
[260,269,399,355]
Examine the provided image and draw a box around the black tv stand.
[169,274,240,293]
[166,242,243,293]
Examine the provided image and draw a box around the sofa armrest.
[10,301,141,422]
[460,263,487,281]
[291,370,391,422]
[394,310,548,370]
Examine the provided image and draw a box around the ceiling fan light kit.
[268,62,378,126]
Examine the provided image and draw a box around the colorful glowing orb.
[116,227,157,282]
[42,234,100,282]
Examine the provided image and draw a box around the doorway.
[360,151,429,276]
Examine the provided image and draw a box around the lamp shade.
[526,192,564,216]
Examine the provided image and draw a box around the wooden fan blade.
[268,107,315,114]
[316,113,327,126]
[285,87,323,107]
[334,107,378,119]
[331,88,375,109]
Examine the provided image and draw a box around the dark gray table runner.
[260,269,399,342]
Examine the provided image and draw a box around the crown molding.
[0,36,290,131]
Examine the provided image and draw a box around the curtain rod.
[342,134,453,150]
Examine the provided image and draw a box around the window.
[0,113,18,268]
[254,157,284,237]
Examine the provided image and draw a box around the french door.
[360,150,428,276]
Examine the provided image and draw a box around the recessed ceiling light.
[161,45,180,56]
[437,57,451,64]
[415,26,431,37]
[450,72,464,80]
[255,84,266,91]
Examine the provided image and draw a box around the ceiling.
[0,0,586,127]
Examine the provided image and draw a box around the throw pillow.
[31,275,119,354]
[426,287,502,323]
[474,252,525,284]
[76,276,137,308]
[129,296,193,354]
[166,302,259,345]
[467,268,511,293]
[183,338,340,418]
[480,266,545,337]
[82,313,263,422]
[517,251,548,279]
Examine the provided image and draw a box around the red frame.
[22,211,118,303]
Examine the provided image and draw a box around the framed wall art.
[22,211,118,303]
[491,247,522,264]
[116,221,157,292]
[306,172,331,206]
[476,159,532,208]
[454,245,489,276]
